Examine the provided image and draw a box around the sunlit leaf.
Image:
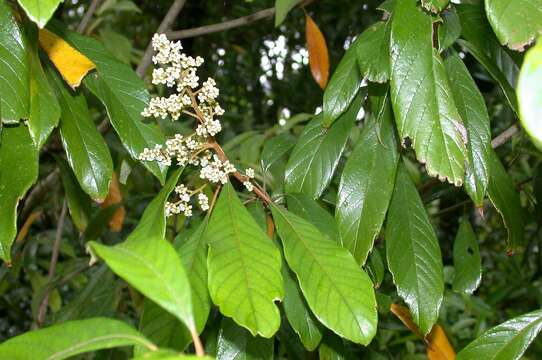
[18,0,63,28]
[518,38,542,150]
[355,21,391,83]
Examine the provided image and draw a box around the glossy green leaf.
[271,203,377,345]
[128,168,182,241]
[282,264,324,351]
[206,182,283,338]
[56,157,92,231]
[178,220,210,333]
[27,27,60,149]
[0,317,155,359]
[286,193,339,243]
[134,299,191,357]
[366,249,385,288]
[390,0,467,186]
[457,2,519,113]
[18,0,63,28]
[88,235,196,332]
[485,0,542,51]
[49,26,167,183]
[421,0,449,13]
[336,95,399,265]
[356,21,391,83]
[0,0,29,123]
[487,150,524,251]
[518,38,542,150]
[261,133,296,173]
[48,67,113,202]
[453,218,482,295]
[285,94,360,199]
[385,163,444,335]
[457,309,542,360]
[438,9,461,51]
[458,39,519,115]
[275,0,303,26]
[323,37,363,127]
[0,125,39,262]
[445,52,491,207]
[217,317,274,360]
[318,333,354,360]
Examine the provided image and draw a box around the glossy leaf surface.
[452,218,482,295]
[386,164,444,335]
[271,204,377,345]
[206,183,283,338]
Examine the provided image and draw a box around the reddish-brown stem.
[190,329,205,357]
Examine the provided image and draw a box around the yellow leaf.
[38,29,95,89]
[306,14,329,89]
[101,172,125,232]
[427,324,456,360]
[16,210,42,243]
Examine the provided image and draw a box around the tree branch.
[37,200,68,326]
[77,0,103,34]
[136,0,188,77]
[168,0,316,40]
[492,124,520,149]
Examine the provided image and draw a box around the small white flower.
[245,168,255,178]
[243,181,254,192]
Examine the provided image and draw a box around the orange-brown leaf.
[306,14,329,89]
[390,303,424,339]
[101,172,125,232]
[38,29,96,89]
[426,324,456,360]
[16,210,43,243]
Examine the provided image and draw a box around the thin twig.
[20,169,60,221]
[77,0,103,34]
[37,200,68,327]
[492,124,520,149]
[136,0,188,77]
[168,0,316,40]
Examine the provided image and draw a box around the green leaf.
[457,309,542,360]
[56,157,92,231]
[128,168,182,241]
[49,26,167,183]
[48,67,113,201]
[275,0,303,26]
[452,218,482,295]
[17,0,63,28]
[0,125,39,262]
[88,235,196,332]
[134,350,211,360]
[133,299,191,357]
[487,150,524,251]
[285,94,360,198]
[27,27,60,149]
[177,220,210,333]
[323,37,363,127]
[271,203,377,345]
[444,52,491,207]
[458,39,519,115]
[355,21,391,83]
[261,133,296,174]
[518,38,542,150]
[390,0,467,186]
[0,317,156,359]
[98,28,132,64]
[336,95,399,265]
[485,0,542,51]
[217,317,274,360]
[282,264,324,351]
[318,333,354,360]
[385,163,444,335]
[438,9,461,51]
[286,193,339,243]
[206,182,283,338]
[0,0,29,123]
[421,0,449,13]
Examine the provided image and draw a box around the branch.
[136,0,188,77]
[37,200,68,326]
[20,168,60,221]
[77,0,103,34]
[168,0,316,40]
[492,124,520,149]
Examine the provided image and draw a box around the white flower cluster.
[164,184,210,217]
[138,134,201,167]
[200,155,236,184]
[244,168,255,192]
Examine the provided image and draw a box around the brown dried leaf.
[16,210,43,243]
[306,14,329,89]
[101,172,125,232]
[427,324,456,360]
